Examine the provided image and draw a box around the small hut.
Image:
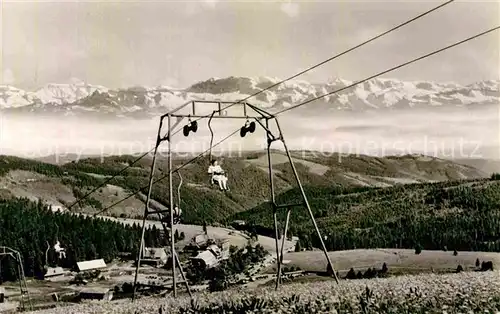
[44,267,68,280]
[140,247,168,267]
[77,259,107,272]
[190,244,225,270]
[78,287,113,301]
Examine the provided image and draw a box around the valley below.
[1,0,500,310]
[0,76,499,313]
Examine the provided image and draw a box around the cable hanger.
[208,111,216,163]
[183,115,198,137]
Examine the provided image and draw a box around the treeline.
[0,155,104,189]
[0,198,165,282]
[62,156,150,178]
[234,177,500,253]
[0,156,63,177]
[299,211,500,252]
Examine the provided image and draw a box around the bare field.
[0,170,75,206]
[245,152,330,175]
[80,184,145,217]
[273,249,500,273]
[0,170,146,217]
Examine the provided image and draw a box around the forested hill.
[0,154,498,282]
[233,175,500,253]
[0,198,164,282]
[0,152,487,224]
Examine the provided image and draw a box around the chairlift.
[206,113,234,191]
[45,239,66,266]
[160,205,182,227]
[53,241,66,260]
[45,224,67,266]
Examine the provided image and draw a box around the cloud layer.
[1,106,498,161]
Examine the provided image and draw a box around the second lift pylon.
[262,116,340,289]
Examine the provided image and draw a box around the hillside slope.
[454,158,500,176]
[233,176,500,253]
[0,152,487,224]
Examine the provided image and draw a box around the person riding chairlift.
[174,205,182,224]
[161,205,182,225]
[53,241,66,259]
[208,159,229,191]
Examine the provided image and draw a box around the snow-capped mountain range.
[1,76,498,118]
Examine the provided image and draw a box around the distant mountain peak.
[1,76,498,116]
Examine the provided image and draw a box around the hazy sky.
[1,0,499,90]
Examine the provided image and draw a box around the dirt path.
[77,213,294,253]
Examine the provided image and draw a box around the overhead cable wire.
[74,0,455,212]
[174,0,456,127]
[85,24,500,218]
[67,148,155,211]
[91,125,245,217]
[87,21,500,217]
[274,26,500,115]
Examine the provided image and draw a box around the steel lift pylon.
[132,100,338,300]
[0,246,32,311]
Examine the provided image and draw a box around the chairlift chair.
[161,206,182,227]
[53,241,66,260]
[45,224,67,268]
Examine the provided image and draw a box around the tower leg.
[265,119,282,290]
[167,114,178,297]
[275,118,339,284]
[175,251,192,297]
[157,221,192,297]
[133,115,192,299]
[273,211,281,289]
[278,209,291,285]
[133,118,164,301]
[0,248,32,311]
